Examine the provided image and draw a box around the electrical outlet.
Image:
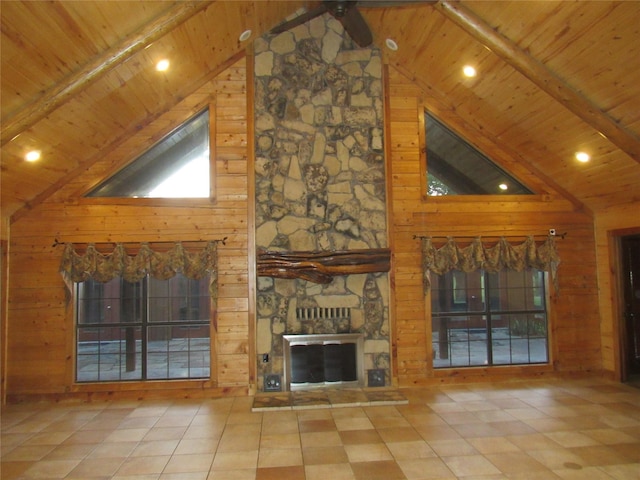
[368,369,385,387]
[264,374,281,392]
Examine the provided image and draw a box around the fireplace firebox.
[283,334,364,391]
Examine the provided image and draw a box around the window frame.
[430,268,551,369]
[79,105,217,205]
[418,102,551,203]
[74,273,213,383]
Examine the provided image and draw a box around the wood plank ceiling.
[1,1,639,221]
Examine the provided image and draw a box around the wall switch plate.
[264,374,281,392]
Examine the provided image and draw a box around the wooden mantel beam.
[257,248,391,284]
[435,0,640,164]
[0,1,212,147]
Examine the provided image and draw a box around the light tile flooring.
[2,378,639,479]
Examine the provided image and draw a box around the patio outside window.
[75,273,211,382]
[431,268,548,368]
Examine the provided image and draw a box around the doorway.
[620,234,640,384]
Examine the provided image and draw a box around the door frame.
[610,227,640,382]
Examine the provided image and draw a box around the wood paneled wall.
[387,65,603,386]
[3,58,613,401]
[5,60,252,400]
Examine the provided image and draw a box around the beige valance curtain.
[421,236,560,291]
[60,242,219,299]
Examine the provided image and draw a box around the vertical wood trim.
[608,232,624,381]
[382,62,398,386]
[65,271,75,389]
[424,284,433,373]
[1,239,8,404]
[245,51,257,394]
[547,273,558,371]
[418,100,428,201]
[209,100,218,203]
[421,100,433,369]
[206,96,217,384]
[210,295,219,387]
[208,87,219,389]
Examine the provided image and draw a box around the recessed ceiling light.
[156,59,170,72]
[385,38,398,51]
[239,30,252,42]
[498,183,508,191]
[463,65,477,78]
[575,151,590,163]
[25,150,41,162]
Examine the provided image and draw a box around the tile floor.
[2,377,639,479]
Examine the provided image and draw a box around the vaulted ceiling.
[2,1,639,223]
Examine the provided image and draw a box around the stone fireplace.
[254,14,389,392]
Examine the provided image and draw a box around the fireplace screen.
[290,343,357,383]
[284,334,364,390]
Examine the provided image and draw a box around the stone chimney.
[253,14,390,391]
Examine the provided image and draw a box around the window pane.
[76,272,210,382]
[432,270,484,313]
[188,326,211,378]
[87,109,210,198]
[147,325,210,379]
[491,315,512,365]
[76,326,142,382]
[147,326,171,379]
[527,270,546,310]
[426,112,532,196]
[148,274,210,323]
[488,270,544,312]
[490,314,548,365]
[432,315,488,368]
[431,269,548,369]
[120,281,144,323]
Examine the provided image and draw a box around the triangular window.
[426,112,532,196]
[87,109,210,198]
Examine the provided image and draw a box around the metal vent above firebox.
[296,307,351,320]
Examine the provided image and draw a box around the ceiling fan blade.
[339,6,373,47]
[270,4,329,34]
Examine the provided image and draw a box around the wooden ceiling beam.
[435,0,640,164]
[1,1,212,147]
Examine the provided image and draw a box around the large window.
[426,112,533,196]
[76,273,211,382]
[86,109,210,198]
[431,269,548,368]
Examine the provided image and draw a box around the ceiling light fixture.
[498,183,508,191]
[239,30,252,42]
[463,65,477,77]
[575,151,590,163]
[25,150,41,162]
[156,59,170,72]
[385,38,398,51]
